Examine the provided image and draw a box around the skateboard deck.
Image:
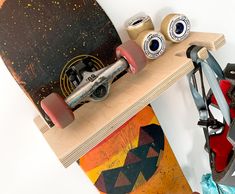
[79,106,192,194]
[0,0,121,127]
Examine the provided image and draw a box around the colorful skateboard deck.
[1,1,192,192]
[79,106,192,194]
[0,0,121,127]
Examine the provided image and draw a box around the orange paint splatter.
[80,106,154,171]
[0,0,6,8]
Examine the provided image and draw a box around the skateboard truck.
[65,59,97,88]
[41,40,147,129]
[65,57,129,108]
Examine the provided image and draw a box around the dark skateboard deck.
[79,106,192,194]
[0,0,121,127]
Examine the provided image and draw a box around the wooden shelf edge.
[34,32,225,168]
[61,61,194,167]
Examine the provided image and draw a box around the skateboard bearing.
[136,30,166,60]
[161,13,191,43]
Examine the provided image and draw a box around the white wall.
[1,0,235,193]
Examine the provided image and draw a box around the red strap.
[210,80,233,172]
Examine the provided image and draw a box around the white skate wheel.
[136,30,166,59]
[161,13,191,43]
[126,13,154,40]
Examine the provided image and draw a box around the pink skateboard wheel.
[116,40,147,74]
[41,93,74,128]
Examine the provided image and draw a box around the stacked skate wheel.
[126,13,166,60]
[126,13,191,59]
[126,14,154,40]
[161,14,191,43]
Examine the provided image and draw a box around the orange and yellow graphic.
[79,106,192,194]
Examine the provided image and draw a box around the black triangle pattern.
[95,124,165,194]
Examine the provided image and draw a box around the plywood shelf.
[34,32,225,168]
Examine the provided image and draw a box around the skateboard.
[79,106,192,194]
[0,0,122,127]
[0,0,151,129]
[1,1,193,192]
[0,1,191,129]
[40,12,191,129]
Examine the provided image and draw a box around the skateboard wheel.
[161,13,191,43]
[136,30,166,59]
[41,93,74,128]
[116,40,147,74]
[126,13,154,40]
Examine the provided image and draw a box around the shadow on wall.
[151,77,211,192]
[215,41,235,69]
[179,77,211,191]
